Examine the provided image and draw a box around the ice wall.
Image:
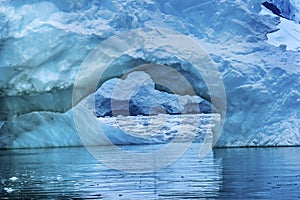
[0,0,299,148]
[0,110,164,149]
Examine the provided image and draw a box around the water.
[0,144,300,199]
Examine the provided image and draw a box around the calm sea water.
[0,144,300,199]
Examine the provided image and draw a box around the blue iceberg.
[0,0,299,148]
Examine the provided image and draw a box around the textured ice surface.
[0,0,299,147]
[0,112,219,149]
[99,114,220,143]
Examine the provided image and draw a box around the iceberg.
[0,0,299,148]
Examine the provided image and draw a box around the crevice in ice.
[262,1,284,18]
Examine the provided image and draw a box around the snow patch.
[261,7,300,51]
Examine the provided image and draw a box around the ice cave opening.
[73,58,225,148]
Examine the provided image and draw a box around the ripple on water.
[0,144,300,199]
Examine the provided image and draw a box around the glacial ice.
[0,109,220,149]
[0,110,162,149]
[0,0,299,148]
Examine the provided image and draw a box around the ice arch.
[1,0,298,148]
[0,29,226,121]
[0,27,226,149]
[72,28,226,170]
[73,28,226,148]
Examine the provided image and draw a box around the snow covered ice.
[261,6,300,51]
[0,0,299,148]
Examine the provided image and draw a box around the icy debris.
[99,114,220,143]
[4,187,14,193]
[9,177,18,182]
[56,175,63,181]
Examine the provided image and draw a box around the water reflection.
[214,147,300,199]
[0,143,221,199]
[0,144,300,199]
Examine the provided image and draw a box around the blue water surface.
[0,143,300,199]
